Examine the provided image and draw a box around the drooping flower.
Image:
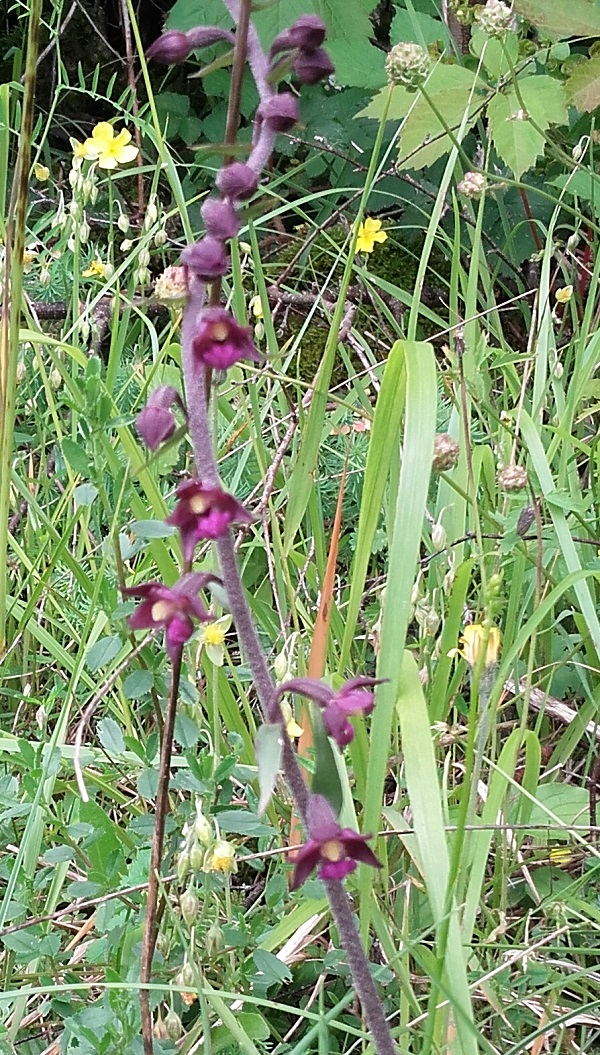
[291,794,381,888]
[201,197,241,240]
[136,385,183,450]
[249,295,263,319]
[355,217,387,254]
[270,15,327,55]
[449,624,501,670]
[555,285,573,304]
[82,122,138,170]
[275,675,385,748]
[166,479,253,563]
[148,26,235,64]
[205,839,237,874]
[197,614,232,665]
[293,46,335,85]
[122,572,216,659]
[259,92,300,132]
[191,307,261,371]
[33,163,49,181]
[215,162,258,201]
[280,700,303,739]
[154,265,188,304]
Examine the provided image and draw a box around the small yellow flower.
[206,839,237,874]
[280,700,303,739]
[197,614,232,666]
[450,624,501,669]
[70,137,88,159]
[355,217,388,254]
[249,294,263,319]
[82,122,138,170]
[33,163,49,181]
[555,285,573,304]
[82,258,106,279]
[22,249,37,272]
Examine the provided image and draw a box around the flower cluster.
[177,799,238,878]
[475,0,517,37]
[385,41,431,91]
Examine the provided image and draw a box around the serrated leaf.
[358,65,484,171]
[85,635,122,672]
[566,55,600,113]
[514,0,600,39]
[97,717,125,756]
[488,76,567,178]
[390,7,450,48]
[255,724,283,815]
[122,669,154,699]
[470,24,519,80]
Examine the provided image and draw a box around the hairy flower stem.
[180,301,398,1054]
[140,646,183,1055]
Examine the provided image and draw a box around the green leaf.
[131,520,176,539]
[216,810,275,837]
[358,65,484,171]
[470,24,519,80]
[390,6,450,48]
[311,716,343,816]
[173,713,200,749]
[73,483,98,508]
[252,949,292,985]
[526,784,589,836]
[97,717,125,756]
[122,669,154,699]
[85,635,122,672]
[514,0,600,39]
[61,437,90,476]
[254,724,282,815]
[565,55,600,112]
[488,76,567,178]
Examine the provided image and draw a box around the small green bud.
[177,850,190,882]
[117,211,130,234]
[139,246,151,268]
[206,922,224,956]
[164,1010,183,1041]
[154,228,168,248]
[189,842,205,874]
[180,889,200,926]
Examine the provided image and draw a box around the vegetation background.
[2,0,600,1052]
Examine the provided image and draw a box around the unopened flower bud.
[189,842,204,873]
[216,162,258,201]
[147,29,191,64]
[476,0,516,37]
[89,183,98,205]
[79,218,90,244]
[293,46,335,84]
[206,922,224,956]
[177,850,190,881]
[82,178,94,202]
[117,211,129,234]
[16,361,26,384]
[154,228,168,247]
[104,262,114,280]
[259,92,300,132]
[136,265,151,286]
[458,171,487,197]
[139,246,151,267]
[145,196,159,227]
[69,199,81,220]
[194,809,212,845]
[39,266,52,288]
[201,197,240,240]
[497,464,528,492]
[385,42,431,90]
[153,1017,168,1040]
[180,889,200,926]
[432,433,459,471]
[181,236,229,281]
[120,239,133,252]
[50,368,62,390]
[180,962,195,987]
[164,1010,183,1042]
[432,521,446,549]
[69,168,79,189]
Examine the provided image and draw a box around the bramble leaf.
[488,75,567,178]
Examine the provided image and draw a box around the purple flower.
[291,794,381,888]
[122,573,215,659]
[166,479,253,562]
[181,237,229,282]
[201,197,241,240]
[136,385,182,450]
[216,163,258,201]
[270,16,327,57]
[275,675,384,748]
[148,26,235,64]
[192,307,261,371]
[259,92,300,132]
[293,46,335,85]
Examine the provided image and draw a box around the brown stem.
[140,647,183,1055]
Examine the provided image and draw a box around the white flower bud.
[117,211,129,234]
[39,266,52,288]
[138,246,151,267]
[154,228,168,248]
[103,261,114,280]
[50,368,62,390]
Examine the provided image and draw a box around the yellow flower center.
[211,322,229,342]
[204,623,226,646]
[151,600,174,622]
[321,839,344,862]
[189,494,210,514]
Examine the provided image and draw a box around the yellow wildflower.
[82,258,106,279]
[22,249,37,272]
[82,122,138,170]
[355,217,387,254]
[33,163,49,181]
[554,285,573,304]
[197,614,232,666]
[449,624,501,669]
[280,700,303,739]
[249,294,263,319]
[206,839,237,874]
[70,138,88,159]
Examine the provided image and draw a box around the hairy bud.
[147,30,191,64]
[497,464,528,492]
[181,236,229,281]
[201,197,241,240]
[216,162,259,201]
[259,92,300,132]
[293,46,335,84]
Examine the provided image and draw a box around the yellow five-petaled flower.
[81,122,138,170]
[449,623,501,670]
[355,217,388,254]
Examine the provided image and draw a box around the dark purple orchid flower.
[270,16,327,57]
[192,307,261,371]
[291,794,381,888]
[122,573,215,659]
[166,479,253,563]
[136,385,183,451]
[148,26,235,64]
[293,46,335,85]
[275,675,385,748]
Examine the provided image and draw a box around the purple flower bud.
[288,15,327,50]
[147,30,191,64]
[259,92,300,133]
[136,385,182,451]
[181,237,229,281]
[166,480,253,562]
[201,197,241,240]
[293,46,335,85]
[291,794,381,888]
[192,307,261,371]
[216,163,258,202]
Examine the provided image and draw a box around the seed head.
[385,42,431,91]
